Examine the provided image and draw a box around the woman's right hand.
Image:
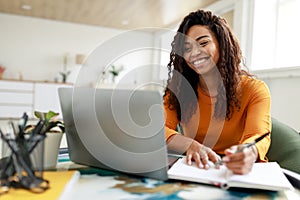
[186,140,221,169]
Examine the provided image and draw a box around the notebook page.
[168,158,228,186]
[228,162,293,191]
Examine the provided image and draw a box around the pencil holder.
[0,113,50,194]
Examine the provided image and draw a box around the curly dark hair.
[163,9,251,123]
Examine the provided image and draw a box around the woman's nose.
[191,44,202,56]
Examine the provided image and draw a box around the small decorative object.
[109,65,124,83]
[0,66,5,79]
[75,54,86,65]
[26,110,65,169]
[60,53,71,83]
[0,113,52,194]
[60,71,70,83]
[100,69,108,84]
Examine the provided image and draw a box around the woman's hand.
[223,144,258,174]
[186,140,221,169]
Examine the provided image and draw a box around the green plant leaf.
[34,111,45,120]
[46,111,59,122]
[32,110,65,134]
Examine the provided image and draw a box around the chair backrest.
[266,118,300,174]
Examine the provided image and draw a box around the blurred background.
[0,0,299,131]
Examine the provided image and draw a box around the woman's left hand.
[222,144,258,174]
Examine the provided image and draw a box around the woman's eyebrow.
[195,35,209,42]
[184,35,209,44]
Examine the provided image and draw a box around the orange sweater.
[164,76,271,161]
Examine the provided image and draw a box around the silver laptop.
[58,87,170,180]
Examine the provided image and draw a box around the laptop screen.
[58,87,169,180]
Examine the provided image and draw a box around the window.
[276,0,300,68]
[251,0,300,70]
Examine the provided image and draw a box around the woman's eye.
[199,41,208,47]
[184,46,192,52]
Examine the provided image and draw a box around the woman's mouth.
[192,57,209,66]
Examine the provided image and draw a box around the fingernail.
[222,157,229,162]
[198,164,204,168]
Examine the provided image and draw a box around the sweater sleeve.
[241,80,272,162]
[163,95,180,140]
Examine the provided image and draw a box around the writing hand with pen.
[215,132,270,174]
[185,132,270,175]
[219,143,258,175]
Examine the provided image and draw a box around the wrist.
[167,134,195,153]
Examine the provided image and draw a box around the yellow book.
[1,170,78,200]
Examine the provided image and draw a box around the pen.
[215,132,270,166]
[168,153,185,158]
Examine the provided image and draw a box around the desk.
[2,162,300,200]
[1,170,76,200]
[60,167,300,200]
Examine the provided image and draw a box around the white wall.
[254,68,300,132]
[267,76,300,132]
[0,13,154,83]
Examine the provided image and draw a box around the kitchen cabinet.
[0,80,34,118]
[0,80,72,119]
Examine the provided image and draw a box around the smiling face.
[183,25,220,76]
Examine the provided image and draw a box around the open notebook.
[168,158,293,191]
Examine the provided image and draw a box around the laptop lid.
[58,87,169,180]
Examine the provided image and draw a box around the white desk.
[57,162,300,200]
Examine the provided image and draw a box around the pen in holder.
[0,113,51,194]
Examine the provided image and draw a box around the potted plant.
[34,110,64,133]
[109,65,123,83]
[25,110,65,169]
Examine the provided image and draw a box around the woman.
[163,10,271,174]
